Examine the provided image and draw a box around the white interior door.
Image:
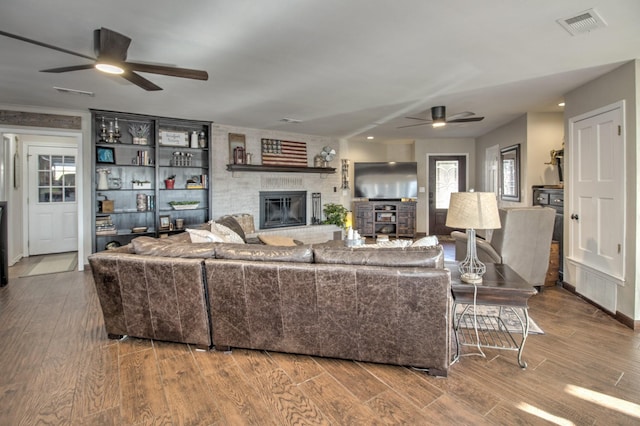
[485,144,499,194]
[28,146,78,255]
[569,107,624,277]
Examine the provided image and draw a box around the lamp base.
[461,272,483,284]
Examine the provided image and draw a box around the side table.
[448,262,538,368]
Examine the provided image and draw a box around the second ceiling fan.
[399,106,484,128]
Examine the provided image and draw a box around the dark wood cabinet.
[533,186,563,281]
[353,201,416,238]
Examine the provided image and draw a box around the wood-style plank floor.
[2,249,640,425]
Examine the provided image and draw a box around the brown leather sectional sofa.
[89,236,453,376]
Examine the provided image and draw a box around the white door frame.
[0,126,84,271]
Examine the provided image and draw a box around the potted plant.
[164,175,175,189]
[129,123,150,145]
[323,203,348,228]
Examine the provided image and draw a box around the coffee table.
[448,262,538,368]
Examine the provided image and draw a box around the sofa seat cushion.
[132,236,218,258]
[215,243,313,263]
[314,245,444,268]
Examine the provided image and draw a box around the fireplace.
[260,191,307,229]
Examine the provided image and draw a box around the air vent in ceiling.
[557,9,607,36]
[280,117,302,123]
[54,86,95,97]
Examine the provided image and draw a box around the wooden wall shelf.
[226,164,336,174]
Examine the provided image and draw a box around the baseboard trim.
[561,281,636,330]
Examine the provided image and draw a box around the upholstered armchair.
[451,207,556,289]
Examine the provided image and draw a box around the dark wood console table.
[449,262,538,368]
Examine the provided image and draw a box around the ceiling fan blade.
[95,28,130,61]
[447,111,475,121]
[0,29,95,61]
[41,64,95,73]
[448,117,485,123]
[397,121,432,129]
[121,70,163,91]
[404,116,431,122]
[126,61,209,80]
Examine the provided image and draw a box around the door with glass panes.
[428,155,466,235]
[28,146,78,255]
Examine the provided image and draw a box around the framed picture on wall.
[500,144,521,202]
[159,215,171,231]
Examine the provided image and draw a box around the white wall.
[474,112,562,208]
[211,124,342,227]
[0,104,89,266]
[476,115,527,207]
[564,60,638,320]
[526,112,564,188]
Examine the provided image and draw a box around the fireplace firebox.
[259,191,307,229]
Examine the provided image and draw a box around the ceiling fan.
[398,106,484,128]
[0,27,208,91]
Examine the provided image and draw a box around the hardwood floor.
[2,250,640,425]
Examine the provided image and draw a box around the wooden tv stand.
[353,200,416,238]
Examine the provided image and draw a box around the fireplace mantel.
[226,164,336,174]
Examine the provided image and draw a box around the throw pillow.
[258,234,298,246]
[187,228,226,243]
[210,222,245,244]
[213,216,247,242]
[411,235,439,248]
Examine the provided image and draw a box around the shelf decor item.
[229,133,246,165]
[164,175,175,189]
[96,168,111,190]
[96,147,115,164]
[159,130,189,147]
[129,123,150,145]
[132,179,151,189]
[445,192,501,284]
[169,201,199,210]
[159,215,171,230]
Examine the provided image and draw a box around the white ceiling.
[1,0,639,142]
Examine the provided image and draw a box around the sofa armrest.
[451,231,502,263]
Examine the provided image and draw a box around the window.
[38,154,76,203]
[435,160,459,209]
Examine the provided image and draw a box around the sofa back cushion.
[313,245,444,268]
[132,236,218,258]
[215,243,313,263]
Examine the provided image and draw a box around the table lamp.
[446,192,501,284]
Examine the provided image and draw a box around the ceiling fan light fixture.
[95,62,124,74]
[432,119,446,128]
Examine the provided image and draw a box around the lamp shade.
[446,192,501,230]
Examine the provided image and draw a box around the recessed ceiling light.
[367,136,374,140]
[558,102,565,107]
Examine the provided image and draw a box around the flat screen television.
[354,162,418,200]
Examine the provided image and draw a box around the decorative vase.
[190,131,198,148]
[97,169,110,190]
[165,179,175,189]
